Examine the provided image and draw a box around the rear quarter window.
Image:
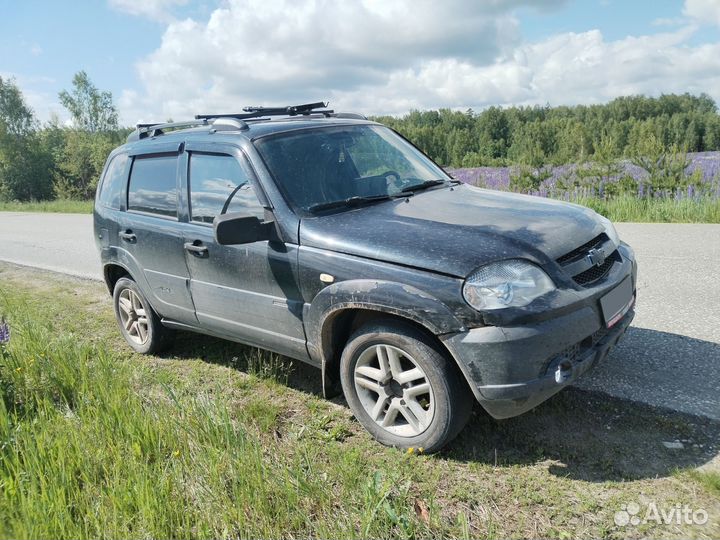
[97,153,129,209]
[127,154,178,218]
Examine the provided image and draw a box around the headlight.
[596,213,620,246]
[463,260,555,310]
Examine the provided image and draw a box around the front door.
[180,144,308,360]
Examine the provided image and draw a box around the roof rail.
[195,101,333,121]
[127,119,209,142]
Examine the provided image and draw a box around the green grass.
[0,287,436,539]
[689,471,720,497]
[0,264,718,539]
[0,199,93,214]
[569,194,720,223]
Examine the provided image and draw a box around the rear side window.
[97,153,128,209]
[128,154,178,217]
[189,153,265,224]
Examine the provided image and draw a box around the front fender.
[305,279,466,364]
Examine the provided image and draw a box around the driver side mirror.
[213,212,275,245]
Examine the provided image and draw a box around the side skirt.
[160,318,321,367]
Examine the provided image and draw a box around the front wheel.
[340,320,472,453]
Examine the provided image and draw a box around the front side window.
[254,125,449,212]
[189,153,264,224]
[97,153,128,209]
[127,154,178,217]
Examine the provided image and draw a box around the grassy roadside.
[1,195,720,223]
[572,195,720,223]
[0,199,93,214]
[0,263,718,539]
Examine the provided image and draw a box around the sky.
[1,0,720,127]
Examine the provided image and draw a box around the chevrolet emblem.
[586,248,606,267]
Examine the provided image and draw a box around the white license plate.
[600,276,634,328]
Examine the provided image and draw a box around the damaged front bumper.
[442,244,637,419]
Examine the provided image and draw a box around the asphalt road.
[0,212,718,420]
[0,212,101,280]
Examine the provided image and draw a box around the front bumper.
[442,243,637,419]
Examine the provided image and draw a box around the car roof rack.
[195,101,334,121]
[127,102,368,143]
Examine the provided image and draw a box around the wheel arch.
[103,263,132,295]
[304,279,469,397]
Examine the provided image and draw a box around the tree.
[631,133,690,193]
[476,106,510,160]
[371,93,720,168]
[0,76,36,136]
[53,130,116,199]
[58,71,118,132]
[0,77,53,201]
[0,136,54,201]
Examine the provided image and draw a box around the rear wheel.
[113,277,173,354]
[340,320,472,453]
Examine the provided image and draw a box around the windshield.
[254,125,451,213]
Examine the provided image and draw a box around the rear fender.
[100,247,152,300]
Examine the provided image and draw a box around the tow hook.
[554,360,573,384]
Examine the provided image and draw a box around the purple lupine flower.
[0,318,10,345]
[444,150,720,201]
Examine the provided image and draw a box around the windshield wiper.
[308,194,397,213]
[400,178,459,193]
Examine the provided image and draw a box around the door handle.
[184,241,209,257]
[119,230,136,243]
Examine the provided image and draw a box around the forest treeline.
[1,69,719,202]
[0,72,129,202]
[375,93,720,167]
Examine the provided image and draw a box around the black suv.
[94,102,637,452]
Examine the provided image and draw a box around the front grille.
[556,233,609,265]
[572,249,621,285]
[556,232,621,287]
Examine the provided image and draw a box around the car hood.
[299,184,605,277]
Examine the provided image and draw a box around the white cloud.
[651,17,686,27]
[684,0,720,26]
[118,0,720,125]
[109,0,188,22]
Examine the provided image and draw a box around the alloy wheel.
[353,344,435,437]
[117,288,149,345]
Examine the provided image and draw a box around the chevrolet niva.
[94,102,637,452]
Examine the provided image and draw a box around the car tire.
[340,319,472,453]
[113,277,173,354]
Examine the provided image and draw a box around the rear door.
[119,146,196,323]
[95,151,129,252]
[179,142,308,360]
